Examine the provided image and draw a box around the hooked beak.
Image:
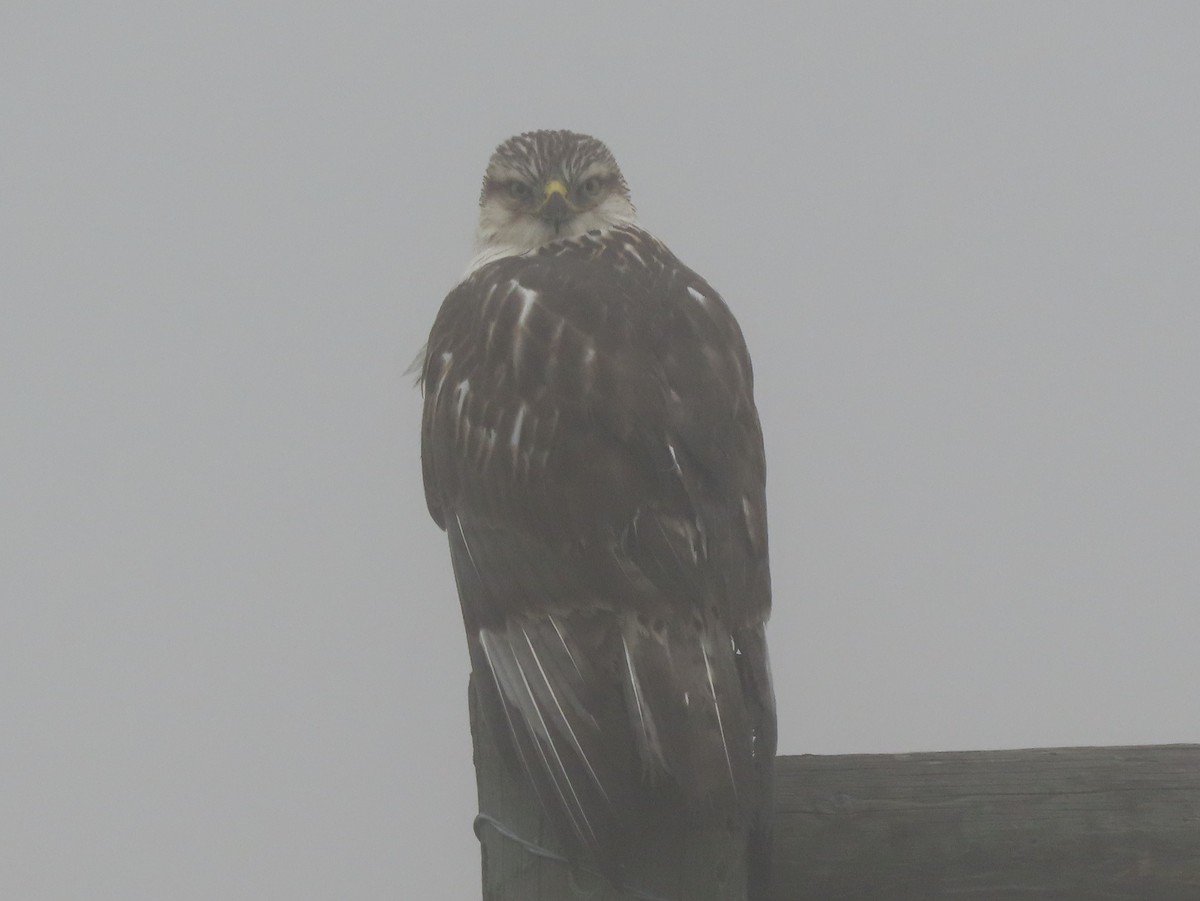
[538,179,572,232]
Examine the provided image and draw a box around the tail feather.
[617,612,754,807]
[477,622,611,851]
[449,513,772,895]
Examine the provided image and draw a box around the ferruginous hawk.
[420,130,775,900]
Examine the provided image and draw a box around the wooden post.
[469,681,1200,900]
[470,677,637,900]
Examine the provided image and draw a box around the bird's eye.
[508,181,531,200]
[581,177,602,197]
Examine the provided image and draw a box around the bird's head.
[470,130,637,269]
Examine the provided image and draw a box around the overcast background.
[3,3,1198,899]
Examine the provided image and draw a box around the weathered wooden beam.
[469,679,1200,900]
[776,744,1200,900]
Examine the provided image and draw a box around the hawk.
[420,130,776,900]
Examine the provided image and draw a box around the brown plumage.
[421,132,775,900]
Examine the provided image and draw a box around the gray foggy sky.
[3,3,1198,899]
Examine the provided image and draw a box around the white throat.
[464,195,637,277]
